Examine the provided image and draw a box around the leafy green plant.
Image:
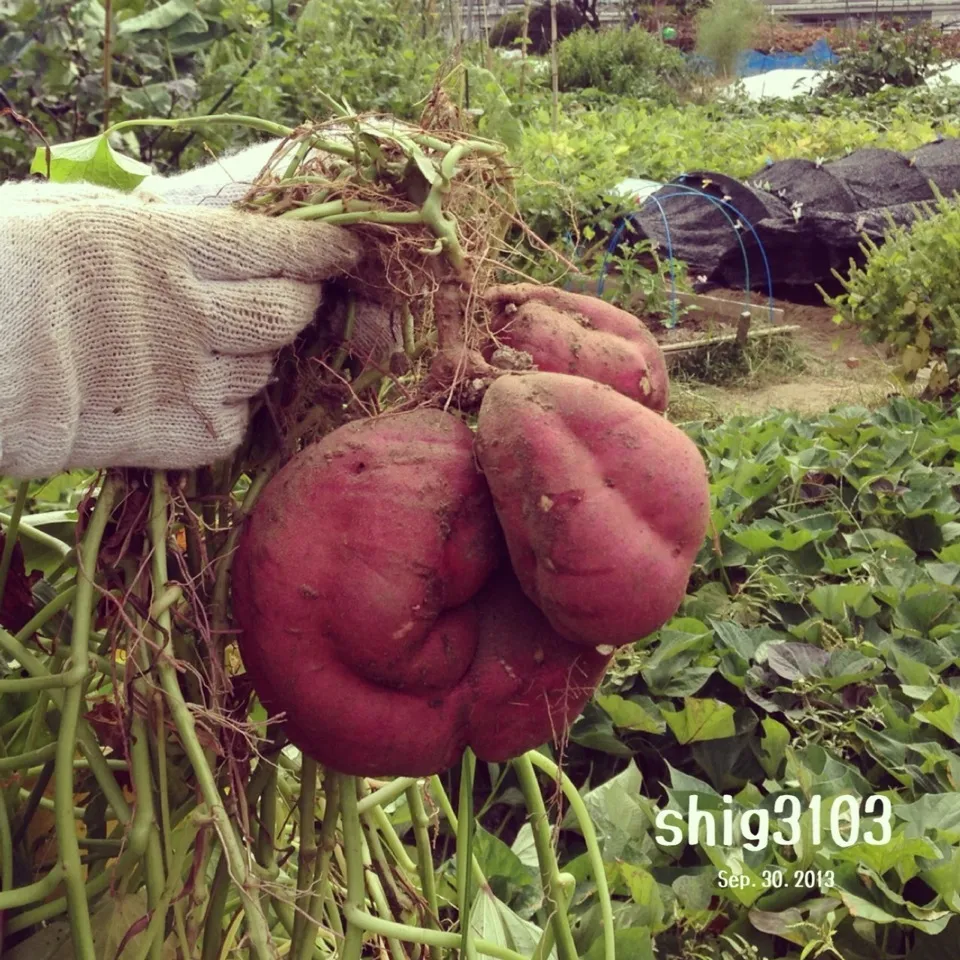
[694,0,765,79]
[569,396,960,958]
[0,0,447,180]
[0,0,204,177]
[825,191,960,394]
[595,237,694,322]
[820,21,945,97]
[510,97,957,265]
[556,24,689,99]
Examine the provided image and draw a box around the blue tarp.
[687,38,837,76]
[738,38,837,76]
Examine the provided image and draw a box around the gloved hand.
[141,141,406,366]
[138,139,293,208]
[0,178,361,478]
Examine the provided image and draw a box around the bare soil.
[660,292,898,418]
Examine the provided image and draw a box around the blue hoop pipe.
[649,187,776,325]
[597,185,776,329]
[663,179,777,317]
[597,190,750,329]
[646,189,752,327]
[598,192,745,329]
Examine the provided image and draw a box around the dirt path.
[669,295,898,418]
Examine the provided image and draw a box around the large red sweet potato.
[475,372,710,648]
[232,409,610,777]
[467,571,610,762]
[485,283,669,412]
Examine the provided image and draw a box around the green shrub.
[825,192,960,391]
[820,21,944,97]
[694,0,764,78]
[556,24,689,97]
[0,0,447,178]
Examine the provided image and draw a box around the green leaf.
[730,524,817,554]
[831,830,940,876]
[895,793,960,842]
[581,761,653,861]
[748,907,809,946]
[644,665,715,697]
[835,882,951,934]
[466,65,523,152]
[408,146,439,186]
[672,870,715,914]
[470,889,554,958]
[583,927,653,960]
[595,694,666,733]
[117,0,207,38]
[30,135,151,190]
[611,863,665,929]
[844,528,915,558]
[916,685,960,744]
[712,620,778,661]
[807,582,882,621]
[765,642,829,680]
[472,825,538,893]
[570,703,634,757]
[823,647,883,688]
[661,698,736,744]
[921,845,960,912]
[758,717,790,778]
[894,587,956,634]
[702,846,766,907]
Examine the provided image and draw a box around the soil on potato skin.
[652,289,897,418]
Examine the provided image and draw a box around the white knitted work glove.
[138,139,293,208]
[142,141,406,365]
[0,178,361,478]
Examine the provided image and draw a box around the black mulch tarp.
[630,138,960,295]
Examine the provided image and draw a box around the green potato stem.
[338,774,366,960]
[406,783,443,959]
[512,754,580,960]
[526,752,615,960]
[0,481,29,613]
[56,476,118,960]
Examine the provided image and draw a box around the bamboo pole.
[550,0,559,131]
[661,324,801,354]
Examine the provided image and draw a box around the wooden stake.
[661,324,801,355]
[103,0,112,130]
[519,0,532,97]
[550,0,559,131]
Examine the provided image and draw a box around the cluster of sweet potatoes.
[232,287,710,776]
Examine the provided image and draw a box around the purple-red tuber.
[484,283,669,412]
[231,409,610,777]
[475,372,710,648]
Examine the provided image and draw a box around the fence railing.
[459,0,627,37]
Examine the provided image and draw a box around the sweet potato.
[485,283,669,412]
[232,409,611,777]
[466,570,611,762]
[232,409,499,775]
[475,372,710,648]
